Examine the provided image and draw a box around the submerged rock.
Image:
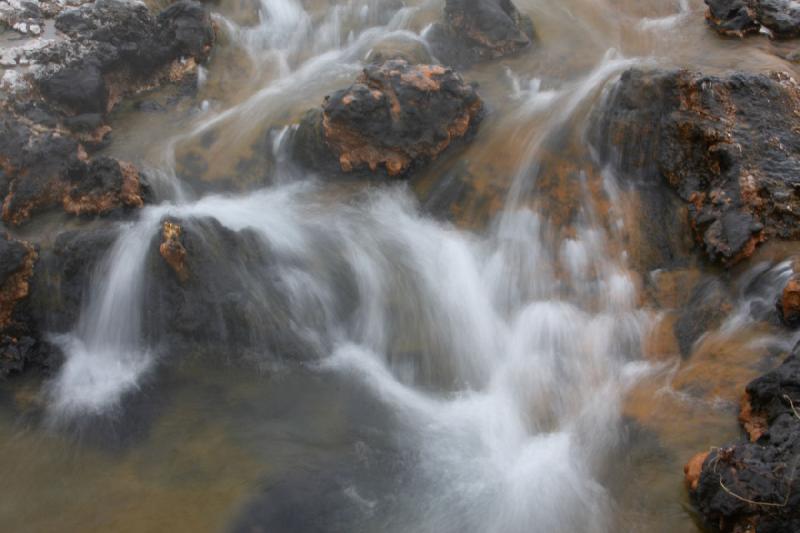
[591,68,800,266]
[705,0,800,39]
[426,0,536,67]
[685,349,800,533]
[673,278,733,358]
[293,60,483,178]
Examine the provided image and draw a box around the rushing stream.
[2,0,800,531]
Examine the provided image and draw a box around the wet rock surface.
[426,0,536,67]
[778,261,800,328]
[38,0,215,117]
[705,0,800,39]
[673,278,733,358]
[0,110,148,225]
[0,0,215,226]
[145,217,319,361]
[28,225,118,334]
[591,68,800,266]
[293,60,483,178]
[686,348,800,533]
[0,232,53,376]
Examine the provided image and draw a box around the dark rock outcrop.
[778,262,800,328]
[0,111,148,225]
[28,226,119,334]
[0,0,210,226]
[591,68,800,266]
[144,217,320,361]
[705,0,800,39]
[426,0,536,67]
[37,0,215,118]
[685,349,800,533]
[0,233,53,376]
[293,60,483,178]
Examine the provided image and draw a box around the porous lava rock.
[591,68,800,266]
[0,111,148,225]
[0,0,209,226]
[426,0,536,67]
[293,59,483,178]
[0,233,52,376]
[37,0,215,118]
[705,0,800,39]
[685,349,800,533]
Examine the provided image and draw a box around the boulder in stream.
[37,0,215,118]
[0,233,52,376]
[146,217,319,361]
[0,111,148,225]
[705,0,800,39]
[293,59,484,178]
[426,0,536,67]
[685,348,800,533]
[591,68,800,266]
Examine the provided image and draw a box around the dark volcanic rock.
[38,60,108,115]
[0,233,53,376]
[705,0,800,39]
[686,349,800,533]
[705,0,761,36]
[426,0,536,67]
[0,111,148,225]
[143,217,318,360]
[61,157,146,217]
[591,68,800,266]
[0,0,206,226]
[28,226,119,334]
[38,0,215,118]
[293,60,484,178]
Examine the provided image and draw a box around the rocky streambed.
[1,0,800,531]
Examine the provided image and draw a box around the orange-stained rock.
[591,68,800,266]
[0,236,36,331]
[0,113,148,226]
[684,451,709,491]
[62,158,146,217]
[0,232,51,377]
[739,392,768,441]
[159,221,189,282]
[293,60,483,178]
[778,273,800,327]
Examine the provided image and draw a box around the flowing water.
[2,0,800,531]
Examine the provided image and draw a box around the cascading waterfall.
[32,0,782,531]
